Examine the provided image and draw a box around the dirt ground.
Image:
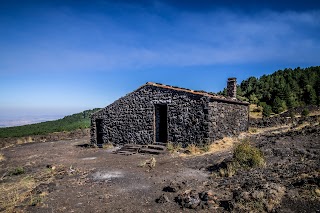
[0,124,320,212]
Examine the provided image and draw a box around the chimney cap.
[228,77,237,81]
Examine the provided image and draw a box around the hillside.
[220,66,320,116]
[2,66,319,138]
[0,108,100,138]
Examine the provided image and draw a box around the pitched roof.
[144,82,249,105]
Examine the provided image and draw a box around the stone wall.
[208,102,249,141]
[91,85,210,147]
[91,84,249,147]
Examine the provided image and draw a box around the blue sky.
[1,0,320,118]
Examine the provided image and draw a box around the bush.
[289,111,295,118]
[9,166,25,176]
[272,97,287,114]
[233,140,265,168]
[301,109,310,117]
[262,105,272,117]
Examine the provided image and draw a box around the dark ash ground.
[0,124,319,212]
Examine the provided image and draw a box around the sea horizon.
[0,114,67,128]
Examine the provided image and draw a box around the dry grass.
[0,175,36,212]
[219,161,238,177]
[0,153,5,162]
[16,136,34,145]
[306,110,320,117]
[102,143,114,149]
[0,164,67,212]
[185,144,202,155]
[293,122,313,130]
[179,137,238,157]
[138,157,157,170]
[249,128,258,134]
[166,142,182,153]
[249,104,263,119]
[250,125,291,135]
[208,137,238,153]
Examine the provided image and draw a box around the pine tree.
[272,96,287,114]
[262,105,272,117]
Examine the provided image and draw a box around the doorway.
[96,119,104,145]
[155,104,168,143]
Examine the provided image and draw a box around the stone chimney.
[227,78,237,99]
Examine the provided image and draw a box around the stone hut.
[90,78,249,147]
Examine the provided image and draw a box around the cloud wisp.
[0,3,319,75]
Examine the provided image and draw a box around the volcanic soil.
[0,124,319,212]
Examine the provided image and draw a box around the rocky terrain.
[0,117,319,212]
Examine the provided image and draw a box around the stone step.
[139,148,165,155]
[120,148,140,152]
[123,144,147,148]
[117,151,137,155]
[154,142,167,146]
[121,146,141,150]
[147,144,167,151]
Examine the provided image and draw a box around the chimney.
[227,78,237,99]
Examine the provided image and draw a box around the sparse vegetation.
[0,153,5,162]
[233,140,265,168]
[185,144,202,155]
[9,166,25,176]
[302,108,310,117]
[219,162,237,177]
[200,143,210,152]
[234,183,286,212]
[213,138,265,178]
[138,157,157,170]
[289,111,295,118]
[249,128,258,133]
[102,143,114,149]
[0,175,36,212]
[0,108,100,138]
[29,194,43,206]
[166,142,182,153]
[183,143,212,155]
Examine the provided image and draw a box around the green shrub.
[262,105,272,117]
[233,140,265,168]
[10,166,25,176]
[302,109,310,117]
[289,111,295,118]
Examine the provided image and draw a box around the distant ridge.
[0,108,100,138]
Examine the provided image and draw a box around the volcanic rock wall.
[91,85,249,147]
[208,102,249,141]
[91,85,210,147]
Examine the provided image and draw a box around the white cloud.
[1,8,319,74]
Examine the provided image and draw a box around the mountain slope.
[0,108,100,138]
[220,66,320,115]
